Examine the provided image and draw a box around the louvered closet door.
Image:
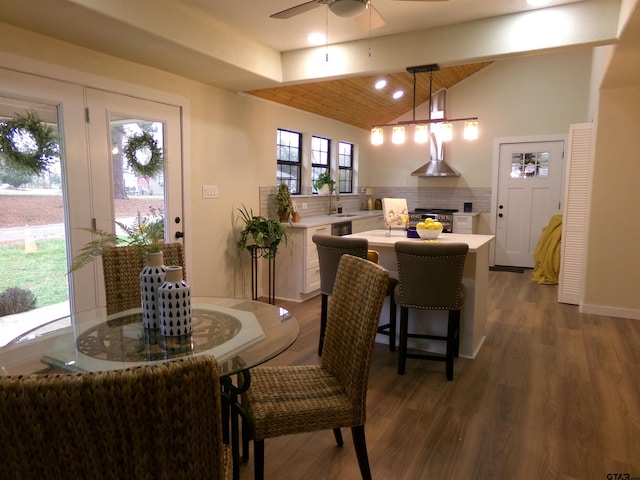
[558,123,594,305]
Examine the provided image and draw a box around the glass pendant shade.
[464,120,479,140]
[370,126,384,145]
[440,122,453,142]
[392,126,405,144]
[414,124,429,143]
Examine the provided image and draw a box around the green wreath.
[0,110,59,176]
[123,131,164,178]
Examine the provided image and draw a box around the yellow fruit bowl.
[416,227,443,239]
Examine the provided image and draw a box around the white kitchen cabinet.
[352,215,384,233]
[272,223,330,302]
[453,213,479,234]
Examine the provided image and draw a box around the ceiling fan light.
[328,0,367,18]
[414,124,429,143]
[371,126,384,145]
[440,122,453,142]
[464,120,479,140]
[392,126,405,144]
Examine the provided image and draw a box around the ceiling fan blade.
[354,3,385,32]
[270,1,325,19]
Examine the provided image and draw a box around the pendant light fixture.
[370,64,479,145]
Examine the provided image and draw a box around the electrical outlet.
[302,203,308,209]
[361,187,367,193]
[202,184,218,199]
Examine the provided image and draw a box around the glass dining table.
[0,296,300,480]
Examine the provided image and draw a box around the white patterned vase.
[159,266,192,336]
[140,251,166,329]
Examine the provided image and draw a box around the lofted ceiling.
[245,62,493,130]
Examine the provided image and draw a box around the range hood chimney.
[411,159,460,177]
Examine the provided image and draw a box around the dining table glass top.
[0,297,299,377]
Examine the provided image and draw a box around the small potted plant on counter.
[236,205,288,259]
[314,171,335,195]
[274,183,293,222]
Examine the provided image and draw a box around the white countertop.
[348,229,494,252]
[288,210,383,228]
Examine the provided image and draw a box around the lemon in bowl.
[416,220,443,239]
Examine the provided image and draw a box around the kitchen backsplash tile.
[259,186,491,218]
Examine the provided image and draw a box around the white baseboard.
[579,303,640,320]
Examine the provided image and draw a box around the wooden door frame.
[490,134,567,266]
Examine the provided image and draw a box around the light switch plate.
[202,184,218,199]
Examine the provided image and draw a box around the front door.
[494,139,564,268]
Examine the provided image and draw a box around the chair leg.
[333,427,344,446]
[388,295,397,352]
[351,425,372,480]
[318,294,328,356]
[398,307,409,375]
[254,439,265,480]
[453,310,461,358]
[446,310,459,381]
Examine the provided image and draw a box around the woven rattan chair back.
[0,356,231,480]
[102,243,185,314]
[320,254,390,423]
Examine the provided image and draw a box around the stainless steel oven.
[408,208,458,233]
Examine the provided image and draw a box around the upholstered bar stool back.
[312,234,368,355]
[394,241,468,380]
[313,234,398,356]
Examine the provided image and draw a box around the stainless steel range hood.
[411,128,460,177]
[411,159,460,177]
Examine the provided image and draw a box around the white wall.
[368,49,593,189]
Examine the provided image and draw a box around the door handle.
[175,231,184,239]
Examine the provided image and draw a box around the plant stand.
[247,245,276,305]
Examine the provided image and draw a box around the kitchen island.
[349,230,495,359]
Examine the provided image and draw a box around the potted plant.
[69,207,165,272]
[274,183,293,222]
[313,171,335,195]
[236,205,288,259]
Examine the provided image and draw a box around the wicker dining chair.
[0,356,231,480]
[242,255,389,480]
[102,242,185,314]
[312,234,398,356]
[394,241,468,380]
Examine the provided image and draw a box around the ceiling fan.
[271,0,448,30]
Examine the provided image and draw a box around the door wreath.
[123,131,164,178]
[0,110,59,175]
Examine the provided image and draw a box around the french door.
[0,67,184,342]
[84,89,184,311]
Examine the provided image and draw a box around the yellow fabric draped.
[532,214,563,284]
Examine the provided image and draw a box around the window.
[337,141,354,193]
[311,136,330,193]
[276,129,301,194]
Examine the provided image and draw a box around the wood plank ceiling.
[245,62,492,130]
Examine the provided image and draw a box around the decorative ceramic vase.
[159,266,192,336]
[140,251,166,329]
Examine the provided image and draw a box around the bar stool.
[394,241,468,380]
[312,234,397,356]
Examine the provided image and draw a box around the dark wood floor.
[240,270,640,480]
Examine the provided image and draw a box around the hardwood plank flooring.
[240,270,640,479]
